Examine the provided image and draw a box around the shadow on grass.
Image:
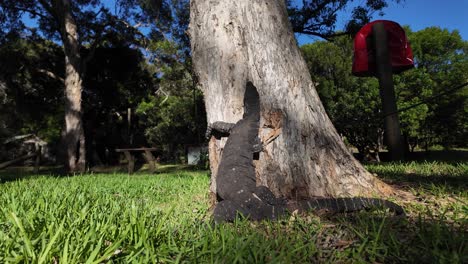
[358,149,468,164]
[203,209,466,263]
[386,173,466,191]
[321,211,467,263]
[407,149,468,163]
[0,166,66,183]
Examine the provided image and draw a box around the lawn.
[0,162,466,263]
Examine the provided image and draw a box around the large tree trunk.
[53,0,86,172]
[189,0,393,199]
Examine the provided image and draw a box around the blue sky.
[22,0,467,45]
[296,0,468,45]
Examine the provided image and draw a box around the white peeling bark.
[189,0,393,199]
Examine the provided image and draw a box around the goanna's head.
[243,81,260,117]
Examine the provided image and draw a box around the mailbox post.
[352,20,414,161]
[372,22,404,161]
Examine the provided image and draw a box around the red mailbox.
[352,20,414,77]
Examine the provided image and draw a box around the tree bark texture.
[53,0,86,172]
[189,0,393,199]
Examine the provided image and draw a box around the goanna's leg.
[205,121,236,139]
[254,186,286,206]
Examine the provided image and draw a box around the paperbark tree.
[189,0,394,199]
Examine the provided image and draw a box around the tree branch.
[117,19,151,29]
[37,0,56,19]
[290,1,355,41]
[155,87,170,106]
[294,29,349,41]
[37,69,64,83]
[10,6,50,21]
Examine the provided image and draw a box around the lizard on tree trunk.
[207,81,404,223]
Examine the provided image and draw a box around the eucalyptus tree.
[189,0,397,199]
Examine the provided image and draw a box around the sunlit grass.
[0,162,466,263]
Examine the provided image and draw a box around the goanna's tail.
[289,197,405,216]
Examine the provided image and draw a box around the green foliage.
[301,36,384,156]
[0,34,64,144]
[393,68,433,149]
[136,90,206,162]
[138,95,197,144]
[0,162,466,262]
[0,0,178,167]
[0,32,158,164]
[136,36,206,162]
[80,43,157,165]
[408,27,468,147]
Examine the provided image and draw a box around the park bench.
[115,147,158,174]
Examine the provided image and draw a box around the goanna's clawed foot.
[213,200,248,223]
[213,195,287,223]
[205,121,236,140]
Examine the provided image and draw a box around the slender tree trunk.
[189,0,394,199]
[53,0,86,172]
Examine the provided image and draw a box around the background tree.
[136,0,206,162]
[82,42,156,166]
[409,27,468,148]
[132,0,207,163]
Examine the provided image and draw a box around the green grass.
[0,162,466,263]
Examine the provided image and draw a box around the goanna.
[206,81,404,223]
